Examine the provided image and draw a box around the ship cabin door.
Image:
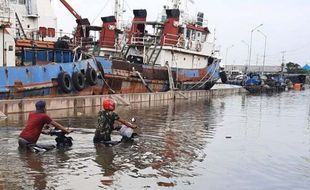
[0,29,15,67]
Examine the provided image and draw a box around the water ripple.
[1,89,310,189]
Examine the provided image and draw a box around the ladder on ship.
[15,13,27,39]
[121,44,130,59]
[165,62,188,98]
[147,45,162,65]
[165,62,175,91]
[134,70,153,92]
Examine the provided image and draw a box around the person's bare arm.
[117,118,137,129]
[41,124,51,134]
[50,120,73,134]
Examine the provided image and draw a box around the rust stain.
[177,68,209,82]
[112,60,143,72]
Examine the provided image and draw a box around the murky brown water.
[1,89,310,190]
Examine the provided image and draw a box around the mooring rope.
[186,63,218,90]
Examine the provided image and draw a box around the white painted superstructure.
[0,0,57,66]
[0,0,13,66]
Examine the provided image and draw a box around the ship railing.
[0,11,11,25]
[163,33,193,50]
[99,37,117,49]
[163,33,179,47]
[131,35,158,46]
[15,45,75,66]
[99,37,126,51]
[163,34,215,54]
[0,18,10,26]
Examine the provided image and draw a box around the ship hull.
[0,57,220,99]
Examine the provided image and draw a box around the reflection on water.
[1,89,310,189]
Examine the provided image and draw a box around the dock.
[0,84,245,114]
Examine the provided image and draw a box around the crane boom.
[59,0,82,20]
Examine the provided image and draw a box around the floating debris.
[157,181,176,187]
[0,111,7,119]
[101,176,113,186]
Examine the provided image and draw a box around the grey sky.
[53,0,310,66]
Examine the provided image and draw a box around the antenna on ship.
[170,0,195,9]
[171,0,181,9]
[166,0,195,24]
[114,0,125,29]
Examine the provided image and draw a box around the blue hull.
[0,56,220,99]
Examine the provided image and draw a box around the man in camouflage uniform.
[93,99,136,144]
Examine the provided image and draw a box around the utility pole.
[257,30,267,75]
[249,24,263,72]
[225,44,234,69]
[256,54,259,66]
[281,51,286,76]
[241,40,250,73]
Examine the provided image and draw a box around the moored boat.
[244,73,286,93]
[0,0,221,99]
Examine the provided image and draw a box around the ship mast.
[171,0,180,9]
[114,0,124,29]
[170,0,194,9]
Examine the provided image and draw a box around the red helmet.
[103,99,116,111]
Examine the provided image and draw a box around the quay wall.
[0,87,246,114]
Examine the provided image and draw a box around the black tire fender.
[72,71,85,91]
[58,72,72,93]
[204,82,215,90]
[86,67,98,86]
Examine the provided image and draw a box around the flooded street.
[1,89,310,190]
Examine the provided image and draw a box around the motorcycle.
[30,129,73,153]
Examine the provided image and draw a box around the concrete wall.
[224,65,285,73]
[0,87,246,114]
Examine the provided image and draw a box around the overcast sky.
[53,0,310,66]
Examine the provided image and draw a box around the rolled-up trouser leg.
[18,138,32,148]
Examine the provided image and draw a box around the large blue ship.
[0,0,221,100]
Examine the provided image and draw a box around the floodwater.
[1,89,310,190]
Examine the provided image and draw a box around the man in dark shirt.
[219,67,227,84]
[18,100,72,149]
[93,98,137,144]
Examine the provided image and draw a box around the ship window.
[191,30,196,40]
[201,33,207,43]
[19,0,26,4]
[184,57,186,61]
[186,29,191,39]
[197,32,202,42]
[10,0,17,4]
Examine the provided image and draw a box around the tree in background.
[286,62,309,73]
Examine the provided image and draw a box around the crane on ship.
[59,0,82,21]
[59,0,97,47]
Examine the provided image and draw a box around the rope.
[90,56,115,94]
[186,63,218,90]
[197,64,219,88]
[91,0,111,25]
